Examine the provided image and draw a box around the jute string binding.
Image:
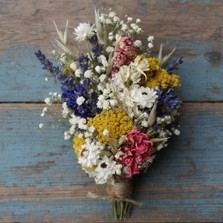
[88,181,142,207]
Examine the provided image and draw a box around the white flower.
[106,46,114,53]
[148,42,154,49]
[45,77,48,82]
[64,131,71,140]
[62,103,70,118]
[84,70,93,78]
[76,96,85,106]
[113,16,120,23]
[75,68,81,77]
[134,40,142,48]
[73,23,95,42]
[39,123,44,129]
[78,140,103,168]
[70,62,77,71]
[147,36,154,42]
[174,129,180,135]
[99,74,106,82]
[127,17,133,22]
[99,55,108,67]
[94,156,117,184]
[44,97,51,105]
[109,11,116,18]
[130,86,158,108]
[95,66,101,73]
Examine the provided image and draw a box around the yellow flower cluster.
[73,136,85,158]
[87,108,133,145]
[145,57,181,89]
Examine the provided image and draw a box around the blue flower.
[35,50,73,87]
[77,54,89,75]
[156,88,181,116]
[61,82,101,119]
[165,56,183,74]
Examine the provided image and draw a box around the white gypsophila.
[95,66,101,74]
[148,42,154,49]
[73,23,95,42]
[64,131,71,140]
[78,139,104,168]
[99,55,108,67]
[44,97,51,105]
[70,62,77,71]
[69,114,87,130]
[40,107,48,117]
[75,68,81,77]
[105,46,114,53]
[84,70,93,78]
[109,11,116,18]
[147,36,154,42]
[134,40,142,48]
[94,156,120,184]
[62,102,70,118]
[39,123,44,129]
[69,125,75,135]
[76,96,85,106]
[99,74,106,82]
[130,86,158,109]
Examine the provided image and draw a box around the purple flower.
[35,50,73,86]
[165,56,183,74]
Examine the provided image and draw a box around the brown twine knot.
[88,181,142,207]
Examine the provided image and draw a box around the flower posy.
[36,9,183,220]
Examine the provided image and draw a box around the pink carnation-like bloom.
[119,129,153,178]
[112,36,136,74]
[113,50,128,68]
[119,37,136,57]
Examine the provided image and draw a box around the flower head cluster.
[119,129,154,177]
[36,9,182,185]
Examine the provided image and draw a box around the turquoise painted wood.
[1,104,223,222]
[1,0,223,222]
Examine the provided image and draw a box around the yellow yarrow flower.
[144,57,181,89]
[87,108,133,145]
[73,136,85,158]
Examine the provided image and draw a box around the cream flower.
[78,139,103,168]
[94,156,121,184]
[130,86,158,108]
[73,23,95,42]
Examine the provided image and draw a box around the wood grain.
[1,0,223,222]
[1,0,223,53]
[1,1,223,102]
[0,103,223,222]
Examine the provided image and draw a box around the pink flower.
[113,50,127,68]
[119,129,153,178]
[119,37,136,57]
[112,36,136,74]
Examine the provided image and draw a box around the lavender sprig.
[35,50,73,86]
[165,56,183,74]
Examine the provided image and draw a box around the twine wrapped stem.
[88,180,142,219]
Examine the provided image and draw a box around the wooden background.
[1,0,223,222]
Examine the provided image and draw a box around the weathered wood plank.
[0,103,223,222]
[1,0,223,53]
[1,44,223,102]
[0,0,223,101]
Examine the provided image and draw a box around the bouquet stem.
[112,200,132,220]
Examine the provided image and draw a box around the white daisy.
[130,86,158,109]
[73,23,95,42]
[94,156,121,184]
